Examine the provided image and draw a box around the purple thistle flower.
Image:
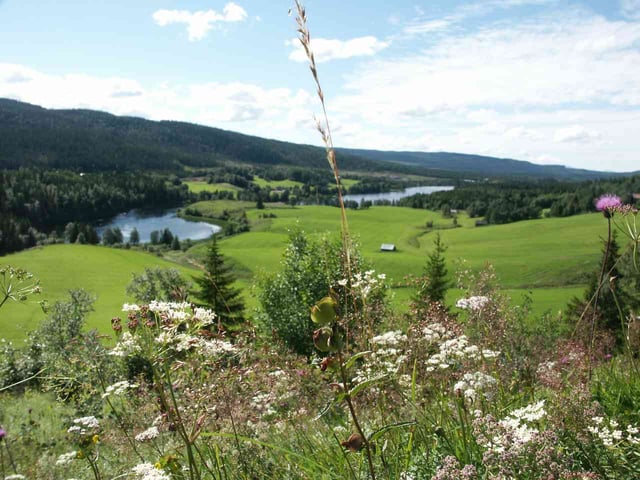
[595,194,622,217]
[595,194,622,212]
[0,427,6,440]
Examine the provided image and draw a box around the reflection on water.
[97,209,221,243]
[343,185,454,205]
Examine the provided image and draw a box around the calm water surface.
[97,209,221,243]
[343,185,454,205]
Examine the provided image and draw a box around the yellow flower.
[92,434,100,444]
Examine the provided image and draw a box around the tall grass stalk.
[293,1,351,278]
[294,2,377,477]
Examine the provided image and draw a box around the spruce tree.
[567,233,629,341]
[415,233,449,306]
[194,235,245,330]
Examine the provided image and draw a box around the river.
[97,209,221,243]
[343,185,454,205]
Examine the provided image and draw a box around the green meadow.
[2,205,610,342]
[184,181,242,194]
[0,245,198,342]
[252,176,304,188]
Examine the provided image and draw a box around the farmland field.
[1,205,610,341]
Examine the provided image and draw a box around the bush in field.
[126,267,191,303]
[258,231,349,355]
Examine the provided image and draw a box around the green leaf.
[368,421,417,443]
[343,351,371,370]
[313,326,333,352]
[348,374,388,398]
[310,296,337,326]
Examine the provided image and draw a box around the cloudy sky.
[1,0,638,172]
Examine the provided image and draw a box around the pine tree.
[567,233,629,341]
[194,235,245,330]
[415,233,449,306]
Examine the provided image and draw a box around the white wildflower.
[56,451,78,466]
[510,400,546,422]
[110,332,141,357]
[68,416,100,435]
[102,380,137,398]
[200,339,236,356]
[131,463,171,480]
[192,307,216,325]
[135,426,160,442]
[122,303,140,312]
[456,296,489,311]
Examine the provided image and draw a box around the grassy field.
[2,206,611,342]
[212,205,606,318]
[0,245,199,341]
[219,205,604,289]
[252,176,304,188]
[184,181,242,194]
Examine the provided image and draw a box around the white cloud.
[403,20,451,35]
[288,36,389,63]
[554,125,602,143]
[0,62,315,143]
[152,3,247,41]
[621,0,640,20]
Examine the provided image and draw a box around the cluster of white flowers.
[354,330,408,385]
[455,296,490,311]
[371,330,406,347]
[199,338,237,356]
[135,426,160,442]
[174,333,201,352]
[68,416,100,436]
[426,335,499,372]
[155,330,236,357]
[510,400,547,422]
[453,371,497,403]
[588,416,640,447]
[110,332,141,357]
[55,451,78,466]
[102,380,138,398]
[251,392,277,417]
[4,475,26,480]
[421,322,450,344]
[192,307,216,325]
[337,270,386,299]
[481,401,547,454]
[122,303,141,312]
[148,301,190,314]
[131,463,171,480]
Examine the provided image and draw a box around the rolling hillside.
[339,148,638,180]
[3,204,623,342]
[1,98,634,180]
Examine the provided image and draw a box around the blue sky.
[0,0,639,172]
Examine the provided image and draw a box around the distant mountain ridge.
[338,148,637,181]
[0,98,635,180]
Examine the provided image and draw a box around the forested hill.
[338,149,638,181]
[0,98,634,180]
[0,98,445,176]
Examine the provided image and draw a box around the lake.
[343,185,454,205]
[97,209,221,243]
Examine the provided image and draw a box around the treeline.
[0,168,189,255]
[398,176,640,224]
